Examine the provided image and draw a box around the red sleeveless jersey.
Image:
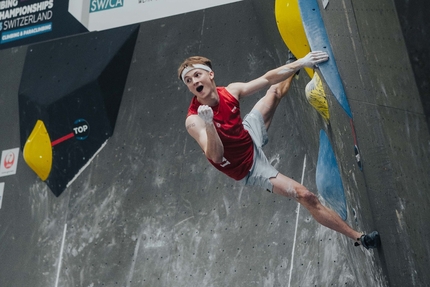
[187,87,254,180]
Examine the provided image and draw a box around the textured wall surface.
[0,0,428,286]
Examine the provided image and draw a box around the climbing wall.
[0,0,429,286]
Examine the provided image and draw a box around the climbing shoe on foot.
[355,231,381,249]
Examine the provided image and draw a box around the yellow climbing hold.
[23,120,52,181]
[275,0,314,78]
[305,73,330,124]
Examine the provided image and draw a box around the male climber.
[177,51,380,249]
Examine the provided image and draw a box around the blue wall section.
[299,0,352,118]
[316,130,347,220]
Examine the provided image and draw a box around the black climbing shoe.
[286,50,300,76]
[355,231,381,249]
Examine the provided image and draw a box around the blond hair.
[177,56,213,80]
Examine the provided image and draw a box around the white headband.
[181,64,212,83]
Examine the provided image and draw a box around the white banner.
[69,0,242,31]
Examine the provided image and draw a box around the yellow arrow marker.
[275,0,314,78]
[23,120,52,181]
